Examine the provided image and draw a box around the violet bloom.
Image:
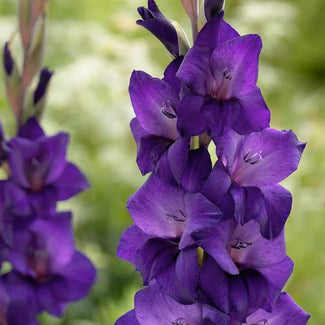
[177,13,270,136]
[193,219,293,322]
[130,57,193,179]
[118,174,221,301]
[8,212,96,316]
[115,285,229,325]
[245,292,310,325]
[7,118,89,214]
[202,128,305,238]
[137,0,185,57]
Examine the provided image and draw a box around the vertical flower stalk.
[0,1,96,324]
[116,1,310,324]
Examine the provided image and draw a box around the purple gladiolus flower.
[129,58,193,178]
[245,292,310,325]
[8,212,96,316]
[7,118,89,214]
[115,285,229,325]
[137,0,180,56]
[203,128,305,238]
[177,13,270,136]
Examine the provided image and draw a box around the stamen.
[171,318,188,325]
[243,149,262,165]
[231,238,252,250]
[250,320,269,325]
[165,210,186,223]
[161,100,176,119]
[223,68,233,80]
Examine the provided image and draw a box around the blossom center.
[164,210,186,223]
[210,68,233,100]
[26,157,47,191]
[161,99,177,119]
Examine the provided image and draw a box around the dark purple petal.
[137,1,179,56]
[193,219,238,275]
[129,71,179,140]
[137,238,178,285]
[246,292,310,325]
[115,310,140,325]
[209,34,262,99]
[33,68,54,105]
[181,193,222,249]
[131,118,171,175]
[117,224,151,265]
[256,256,294,312]
[54,162,89,200]
[180,147,212,193]
[41,133,69,184]
[3,42,14,75]
[135,285,202,325]
[204,88,270,136]
[204,0,225,21]
[175,246,200,301]
[51,251,96,302]
[177,46,213,96]
[18,118,45,139]
[258,185,292,239]
[167,137,190,181]
[177,94,207,136]
[195,12,239,49]
[163,56,183,95]
[201,160,234,218]
[127,175,186,239]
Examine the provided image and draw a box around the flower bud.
[22,14,46,87]
[199,0,225,27]
[180,0,199,20]
[3,42,21,118]
[170,21,190,56]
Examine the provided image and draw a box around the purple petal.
[192,219,239,275]
[168,137,190,181]
[195,12,239,49]
[129,71,179,140]
[131,118,171,175]
[246,292,310,325]
[115,310,140,325]
[209,34,262,99]
[41,133,69,184]
[127,175,186,239]
[204,0,225,21]
[135,285,202,325]
[18,118,45,140]
[180,147,212,193]
[216,128,305,187]
[54,162,89,200]
[163,56,183,95]
[258,185,292,239]
[117,224,151,265]
[177,94,207,136]
[180,193,222,249]
[51,251,96,302]
[177,46,213,96]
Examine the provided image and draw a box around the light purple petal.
[127,175,187,239]
[246,292,310,325]
[216,128,305,187]
[168,137,190,181]
[54,162,89,200]
[117,224,151,265]
[177,46,213,96]
[135,285,202,325]
[210,34,262,99]
[129,71,179,140]
[115,310,140,325]
[195,12,239,49]
[18,118,45,139]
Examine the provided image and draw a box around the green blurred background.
[0,0,324,324]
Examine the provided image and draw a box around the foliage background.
[0,0,324,324]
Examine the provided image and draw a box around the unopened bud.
[3,42,14,76]
[180,0,199,20]
[3,42,21,117]
[33,68,53,105]
[200,0,225,26]
[22,14,46,87]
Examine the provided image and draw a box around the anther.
[161,100,176,119]
[231,238,252,250]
